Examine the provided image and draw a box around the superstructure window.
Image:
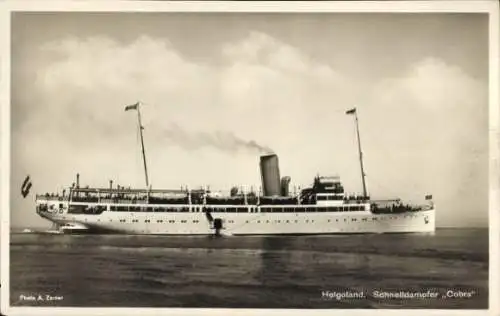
[317,195,343,201]
[68,205,106,215]
[68,205,85,214]
[226,207,248,213]
[165,208,180,212]
[111,206,129,212]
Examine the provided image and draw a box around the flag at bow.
[125,102,139,111]
[346,108,356,115]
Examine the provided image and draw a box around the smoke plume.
[161,123,274,155]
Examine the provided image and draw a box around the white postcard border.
[0,1,498,316]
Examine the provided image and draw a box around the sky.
[10,12,489,228]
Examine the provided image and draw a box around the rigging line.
[353,110,368,198]
[363,172,400,199]
[136,104,150,189]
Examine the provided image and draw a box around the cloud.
[14,31,351,227]
[222,31,337,79]
[366,57,488,227]
[19,31,351,166]
[219,32,345,113]
[373,57,485,112]
[12,31,488,228]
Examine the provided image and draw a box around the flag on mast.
[346,108,356,115]
[125,102,139,111]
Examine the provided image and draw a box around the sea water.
[9,228,488,309]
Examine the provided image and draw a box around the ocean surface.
[9,228,488,309]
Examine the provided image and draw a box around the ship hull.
[37,203,435,235]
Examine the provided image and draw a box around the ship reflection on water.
[10,228,488,309]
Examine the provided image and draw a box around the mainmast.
[346,107,367,198]
[125,101,149,188]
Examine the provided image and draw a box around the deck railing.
[35,194,70,201]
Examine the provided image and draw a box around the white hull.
[37,201,435,235]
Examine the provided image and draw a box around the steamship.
[34,104,435,235]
